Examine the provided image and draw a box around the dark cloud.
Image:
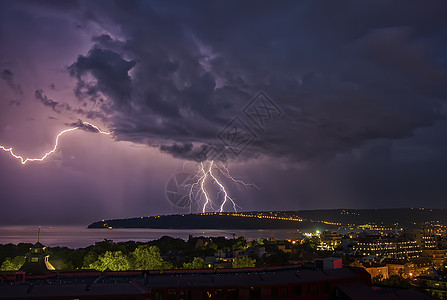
[34,89,72,113]
[1,69,22,95]
[160,143,193,158]
[91,34,125,53]
[34,89,60,112]
[158,142,230,162]
[68,47,136,108]
[69,119,108,133]
[63,0,447,164]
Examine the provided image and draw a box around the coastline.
[0,225,308,248]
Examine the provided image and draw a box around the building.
[277,244,292,254]
[350,259,390,279]
[404,229,437,249]
[1,264,435,299]
[354,237,422,259]
[413,269,447,299]
[17,227,55,275]
[380,258,406,277]
[422,249,447,268]
[18,242,55,275]
[319,231,342,251]
[316,257,343,270]
[0,265,367,300]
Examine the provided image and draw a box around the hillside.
[88,208,447,230]
[88,213,335,230]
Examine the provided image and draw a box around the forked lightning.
[187,160,259,213]
[0,121,111,165]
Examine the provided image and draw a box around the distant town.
[1,208,447,298]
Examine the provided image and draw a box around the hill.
[88,208,447,230]
[88,213,335,230]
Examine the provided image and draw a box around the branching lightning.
[217,162,260,190]
[185,160,259,213]
[0,121,111,165]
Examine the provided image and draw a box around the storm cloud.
[64,0,447,163]
[34,89,60,112]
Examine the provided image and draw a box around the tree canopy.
[0,256,25,271]
[131,245,172,270]
[232,256,256,268]
[89,251,130,271]
[183,257,208,269]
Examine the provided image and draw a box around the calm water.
[0,225,305,248]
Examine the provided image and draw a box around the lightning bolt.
[0,121,111,165]
[217,161,260,190]
[186,160,257,213]
[207,161,238,212]
[200,162,213,212]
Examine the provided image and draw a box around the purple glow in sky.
[1,0,447,225]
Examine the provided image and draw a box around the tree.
[233,237,246,250]
[1,256,25,271]
[82,251,98,269]
[151,236,187,254]
[403,262,415,277]
[302,237,319,251]
[89,251,131,271]
[131,245,172,270]
[183,257,208,269]
[232,256,256,268]
[382,275,411,288]
[371,274,410,288]
[372,274,384,284]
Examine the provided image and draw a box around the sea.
[0,225,307,249]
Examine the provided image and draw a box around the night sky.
[1,0,447,225]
